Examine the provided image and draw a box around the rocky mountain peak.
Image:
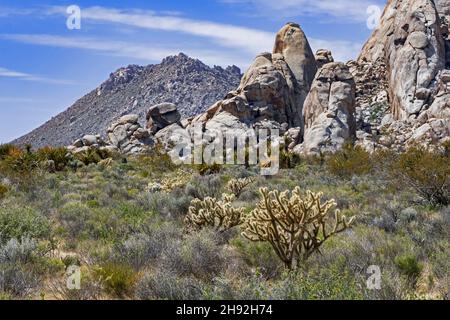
[13,54,241,148]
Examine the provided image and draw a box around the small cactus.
[226,177,254,198]
[184,194,245,232]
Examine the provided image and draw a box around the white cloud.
[60,6,275,55]
[48,6,362,61]
[0,34,251,68]
[0,66,74,84]
[2,5,364,69]
[221,0,384,22]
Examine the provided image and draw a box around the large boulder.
[146,103,181,134]
[315,49,334,69]
[107,114,153,154]
[273,22,317,91]
[359,0,446,119]
[297,62,356,154]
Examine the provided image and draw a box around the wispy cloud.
[0,34,251,68]
[221,0,384,23]
[48,6,274,55]
[0,66,75,84]
[1,5,364,68]
[47,6,362,61]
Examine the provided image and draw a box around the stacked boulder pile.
[68,0,450,160]
[67,134,115,154]
[107,114,153,154]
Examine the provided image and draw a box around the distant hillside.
[12,53,241,148]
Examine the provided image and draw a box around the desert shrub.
[0,184,8,199]
[194,163,222,176]
[0,265,39,298]
[394,254,423,285]
[270,267,363,300]
[94,263,137,298]
[390,147,449,205]
[326,143,372,178]
[136,271,204,300]
[74,148,111,166]
[442,139,450,157]
[0,237,37,264]
[36,146,69,171]
[0,205,51,244]
[0,147,40,174]
[0,144,16,159]
[138,145,178,176]
[279,148,302,169]
[114,223,181,270]
[232,238,282,279]
[57,202,90,240]
[164,230,226,280]
[185,174,223,200]
[50,269,103,300]
[144,191,192,219]
[115,202,152,228]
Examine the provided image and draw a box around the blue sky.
[0,0,386,143]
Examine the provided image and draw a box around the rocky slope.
[12,53,241,148]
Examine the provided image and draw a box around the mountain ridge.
[12,53,241,148]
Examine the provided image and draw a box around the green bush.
[0,148,40,175]
[0,144,18,160]
[390,147,449,205]
[394,254,423,284]
[74,148,112,166]
[164,230,226,280]
[0,184,8,199]
[326,143,372,178]
[136,271,204,300]
[95,263,137,298]
[0,205,52,244]
[36,146,69,171]
[232,238,282,279]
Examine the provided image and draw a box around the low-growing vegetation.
[0,143,448,300]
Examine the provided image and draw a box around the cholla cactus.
[226,177,254,197]
[159,169,190,192]
[184,194,245,232]
[242,187,355,270]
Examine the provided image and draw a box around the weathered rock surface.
[107,115,153,154]
[296,62,357,154]
[188,23,317,135]
[67,134,116,155]
[146,103,181,134]
[359,0,446,119]
[315,49,334,69]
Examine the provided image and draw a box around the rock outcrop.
[359,0,446,119]
[107,115,153,154]
[296,62,356,154]
[146,103,181,134]
[315,49,334,69]
[188,23,317,136]
[67,134,113,154]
